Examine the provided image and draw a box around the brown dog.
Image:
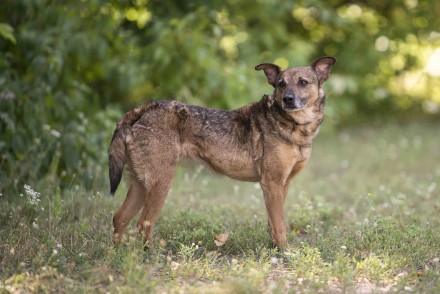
[109,56,336,248]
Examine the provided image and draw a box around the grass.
[1,121,440,293]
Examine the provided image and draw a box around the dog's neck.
[259,94,325,146]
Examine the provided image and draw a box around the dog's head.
[255,57,336,112]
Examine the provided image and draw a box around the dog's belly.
[181,142,260,182]
[203,155,260,182]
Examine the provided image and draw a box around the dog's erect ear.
[311,56,336,84]
[255,63,282,87]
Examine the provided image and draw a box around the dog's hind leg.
[125,121,180,247]
[113,178,146,245]
[136,166,176,247]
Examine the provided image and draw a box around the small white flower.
[32,221,39,229]
[50,129,61,138]
[341,245,347,250]
[270,257,279,264]
[56,243,62,249]
[24,184,41,206]
[427,182,436,193]
[170,261,180,271]
[53,249,58,255]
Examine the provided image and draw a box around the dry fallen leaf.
[214,233,229,246]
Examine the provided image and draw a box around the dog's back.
[109,100,263,194]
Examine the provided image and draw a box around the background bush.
[1,0,439,193]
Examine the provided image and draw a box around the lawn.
[1,121,439,293]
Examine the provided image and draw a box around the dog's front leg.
[260,179,288,249]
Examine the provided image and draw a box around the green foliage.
[1,0,440,192]
[0,1,127,192]
[0,23,15,44]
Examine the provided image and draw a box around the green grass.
[1,121,440,293]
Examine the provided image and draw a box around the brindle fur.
[109,56,336,248]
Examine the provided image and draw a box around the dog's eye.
[278,80,286,88]
[299,79,308,86]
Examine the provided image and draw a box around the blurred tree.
[0,0,131,192]
[1,0,439,193]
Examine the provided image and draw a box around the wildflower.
[0,91,16,100]
[50,129,61,138]
[341,245,347,250]
[427,182,436,193]
[170,261,180,271]
[24,184,41,206]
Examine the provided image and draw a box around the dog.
[108,56,336,248]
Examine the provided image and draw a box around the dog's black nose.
[283,95,295,105]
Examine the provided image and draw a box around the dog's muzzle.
[282,94,306,110]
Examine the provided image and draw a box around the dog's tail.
[108,103,156,195]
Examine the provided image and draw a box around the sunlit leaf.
[0,23,16,44]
